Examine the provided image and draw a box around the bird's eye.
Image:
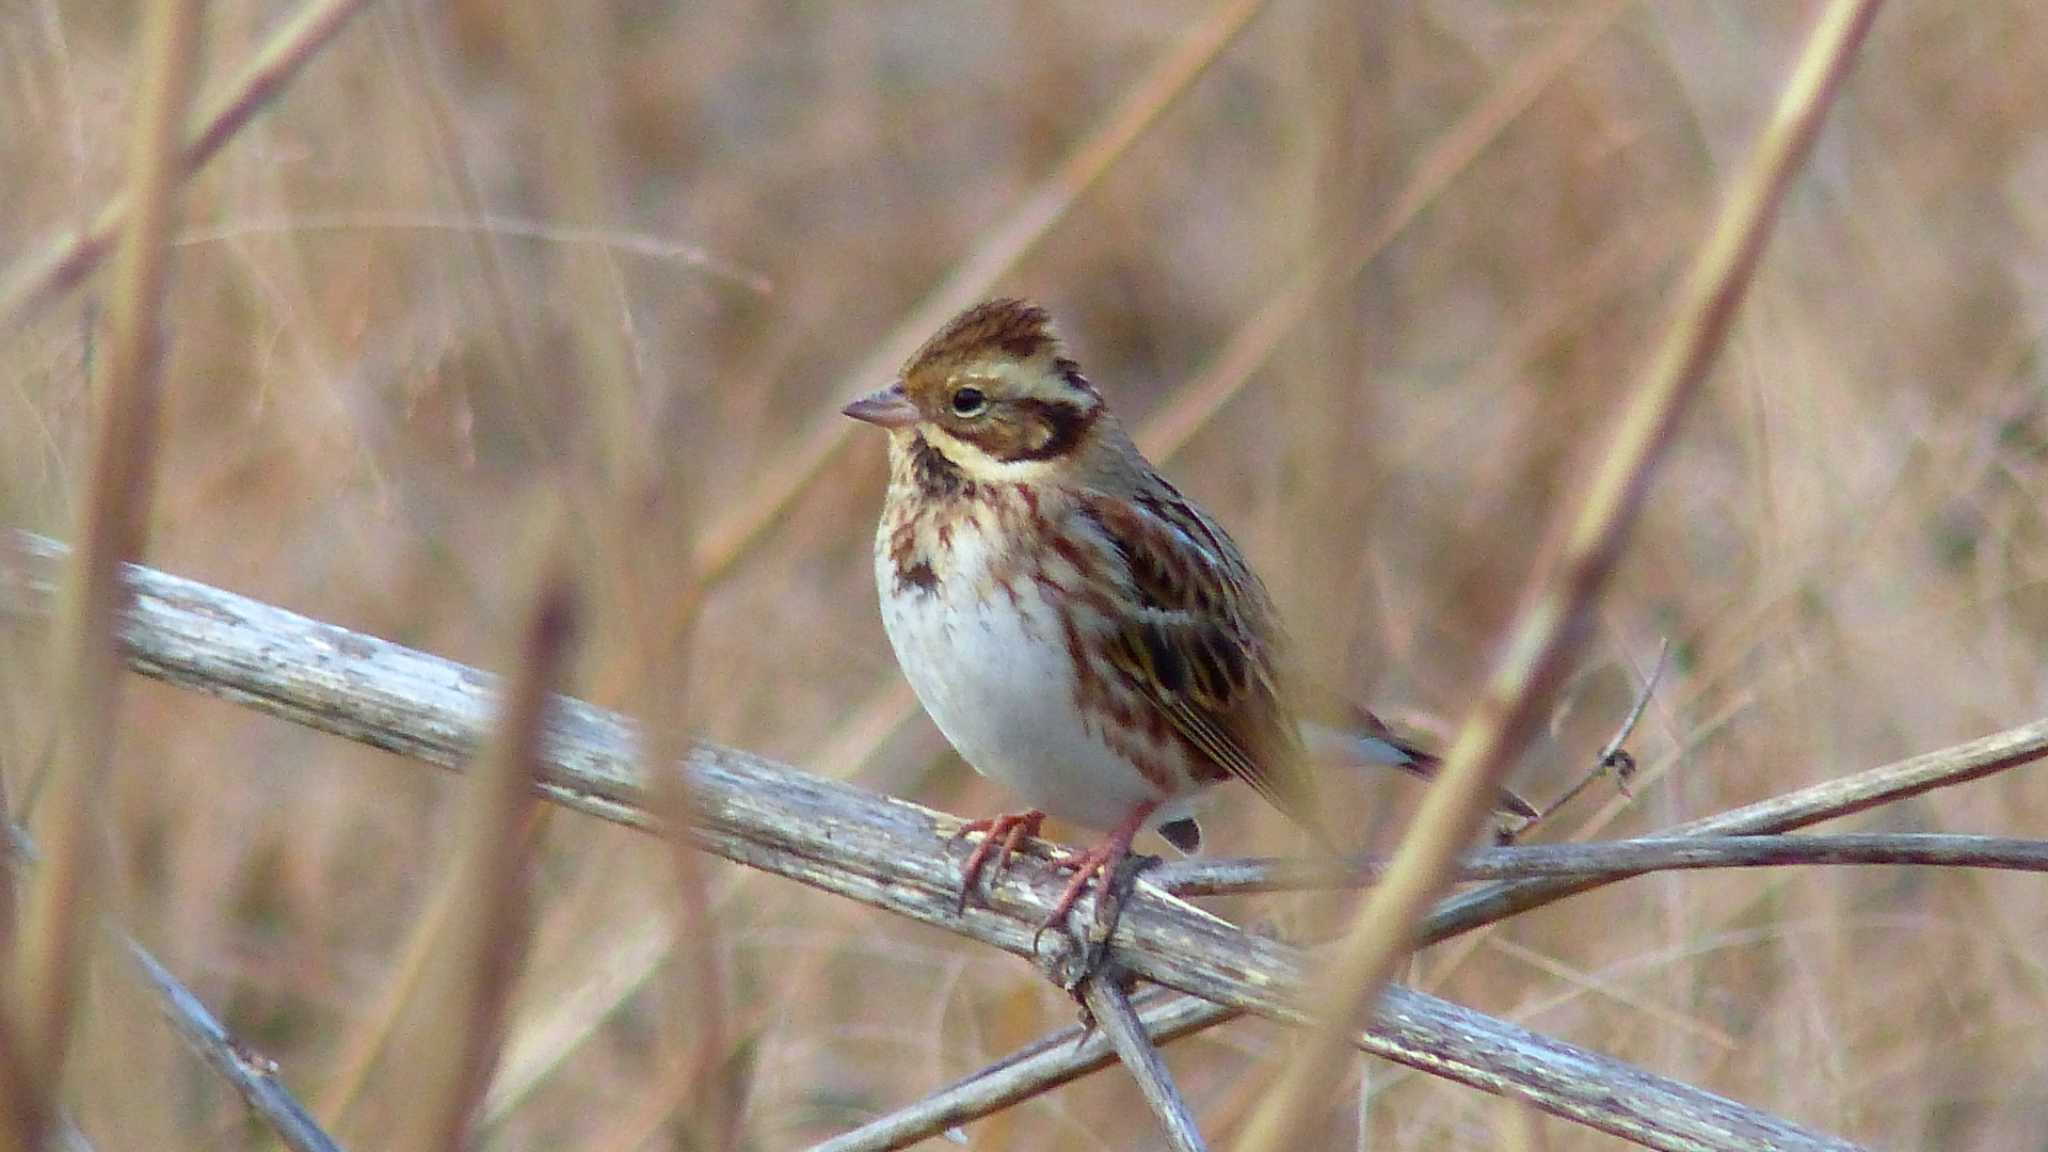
[950,386,988,417]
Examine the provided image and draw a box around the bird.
[843,298,1533,937]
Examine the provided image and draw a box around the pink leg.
[1037,801,1157,938]
[952,809,1045,912]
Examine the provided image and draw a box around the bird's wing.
[1081,488,1324,839]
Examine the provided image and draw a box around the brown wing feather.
[1082,488,1328,841]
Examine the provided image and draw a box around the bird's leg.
[952,809,1045,913]
[1031,801,1157,961]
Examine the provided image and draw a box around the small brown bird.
[845,300,1531,931]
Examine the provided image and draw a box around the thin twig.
[121,937,347,1152]
[0,532,1926,1152]
[1596,640,1669,768]
[807,987,1195,1152]
[0,0,376,328]
[171,213,770,293]
[1535,639,1669,824]
[1232,5,1887,1149]
[4,814,339,1152]
[1151,834,2048,897]
[1076,972,1208,1152]
[1,820,331,1152]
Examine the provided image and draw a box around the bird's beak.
[841,383,921,429]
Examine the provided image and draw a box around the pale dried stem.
[1231,5,1888,1149]
[1154,834,2048,897]
[1077,971,1209,1152]
[9,4,204,1149]
[0,0,374,328]
[0,531,1915,1152]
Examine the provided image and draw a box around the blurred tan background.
[3,0,2046,1147]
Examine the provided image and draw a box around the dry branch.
[1154,834,2048,897]
[0,531,1875,1152]
[808,987,1207,1152]
[1077,970,1208,1152]
[123,937,346,1152]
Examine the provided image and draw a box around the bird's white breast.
[876,513,1175,833]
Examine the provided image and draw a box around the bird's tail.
[1300,710,1539,821]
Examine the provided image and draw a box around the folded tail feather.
[1301,712,1539,820]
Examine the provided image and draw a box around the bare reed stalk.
[1232,6,1887,1147]
[0,0,373,328]
[395,525,580,1152]
[688,0,1270,580]
[7,4,204,1149]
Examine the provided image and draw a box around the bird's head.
[842,298,1105,484]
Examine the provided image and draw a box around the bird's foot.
[952,809,1045,913]
[1031,815,1159,985]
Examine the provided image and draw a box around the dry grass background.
[2,1,2046,1148]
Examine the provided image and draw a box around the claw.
[952,809,1045,913]
[1027,803,1157,979]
